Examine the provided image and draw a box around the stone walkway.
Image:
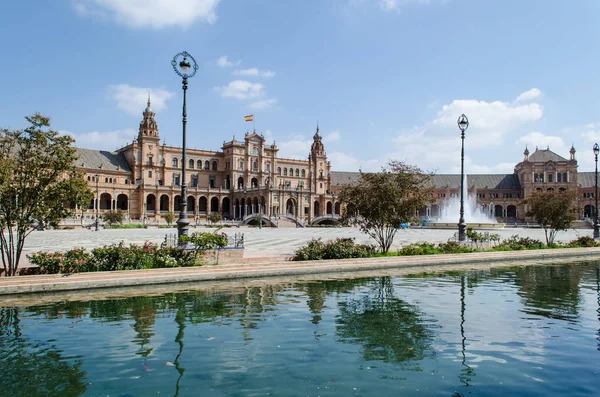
[20,226,591,259]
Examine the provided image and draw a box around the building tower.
[309,123,331,195]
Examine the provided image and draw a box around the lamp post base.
[457,221,467,242]
[177,217,190,239]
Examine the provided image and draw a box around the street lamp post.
[295,186,299,228]
[172,51,199,239]
[457,114,469,242]
[94,173,100,232]
[243,188,247,220]
[594,143,599,239]
[269,184,273,224]
[332,192,336,216]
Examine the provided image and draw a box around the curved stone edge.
[1,248,599,296]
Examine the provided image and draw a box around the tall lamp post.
[457,114,469,242]
[172,51,199,239]
[295,186,299,228]
[594,143,599,239]
[94,173,100,232]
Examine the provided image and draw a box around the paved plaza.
[21,226,592,260]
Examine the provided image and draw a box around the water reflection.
[0,308,88,397]
[1,263,600,396]
[335,277,437,370]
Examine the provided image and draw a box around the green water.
[1,263,600,396]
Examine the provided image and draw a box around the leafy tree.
[339,161,433,253]
[163,211,176,226]
[524,190,577,245]
[0,114,92,276]
[102,210,123,227]
[208,212,222,225]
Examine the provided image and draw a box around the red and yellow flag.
[244,115,253,122]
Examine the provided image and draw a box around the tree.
[339,161,433,253]
[208,212,222,225]
[164,212,176,226]
[102,210,123,227]
[525,190,577,245]
[0,114,92,276]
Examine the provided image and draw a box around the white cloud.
[515,88,542,103]
[248,98,278,110]
[74,0,220,29]
[108,84,175,115]
[233,68,275,78]
[62,128,136,151]
[323,131,341,143]
[217,56,240,68]
[516,131,568,154]
[214,80,265,100]
[379,0,445,11]
[432,99,543,148]
[328,151,381,172]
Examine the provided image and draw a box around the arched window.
[109,178,113,183]
[295,169,299,177]
[278,167,282,175]
[212,161,218,171]
[189,159,194,169]
[289,168,294,176]
[283,168,288,176]
[172,158,178,168]
[87,176,91,181]
[301,169,305,177]
[204,160,210,170]
[197,160,202,169]
[105,177,108,183]
[253,160,258,171]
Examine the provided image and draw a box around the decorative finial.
[148,92,151,108]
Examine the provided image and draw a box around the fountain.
[428,176,505,229]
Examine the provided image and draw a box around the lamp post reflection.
[459,275,475,388]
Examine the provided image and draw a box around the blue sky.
[2,0,600,174]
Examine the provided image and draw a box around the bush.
[294,238,374,261]
[566,236,599,248]
[29,248,91,274]
[106,224,147,229]
[27,242,198,274]
[163,212,176,226]
[436,241,476,254]
[208,213,222,225]
[492,235,545,251]
[103,211,124,227]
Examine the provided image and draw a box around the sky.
[2,0,600,174]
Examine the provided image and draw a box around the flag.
[244,115,253,122]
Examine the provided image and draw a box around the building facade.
[75,100,597,225]
[76,99,340,226]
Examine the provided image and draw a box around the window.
[148,170,152,178]
[87,176,91,181]
[253,160,258,171]
[295,169,299,177]
[124,179,128,184]
[137,152,141,161]
[159,154,163,163]
[191,176,198,187]
[172,158,178,168]
[136,178,142,185]
[174,175,180,186]
[289,168,294,176]
[209,176,215,188]
[278,167,281,175]
[301,169,305,177]
[266,163,270,172]
[189,159,194,169]
[539,174,544,183]
[283,168,288,176]
[557,173,562,182]
[534,173,539,182]
[197,160,202,169]
[239,161,243,170]
[148,156,153,166]
[105,177,108,183]
[212,161,218,171]
[158,179,163,186]
[204,160,210,170]
[563,172,568,182]
[548,173,553,182]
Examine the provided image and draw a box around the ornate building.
[75,100,597,225]
[76,99,340,226]
[332,146,597,223]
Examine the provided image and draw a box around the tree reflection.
[335,277,435,370]
[0,308,88,397]
[513,265,583,322]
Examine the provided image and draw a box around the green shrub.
[103,211,124,227]
[29,248,91,274]
[397,242,437,256]
[107,224,147,229]
[436,241,476,254]
[492,235,545,251]
[566,236,599,248]
[293,238,374,261]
